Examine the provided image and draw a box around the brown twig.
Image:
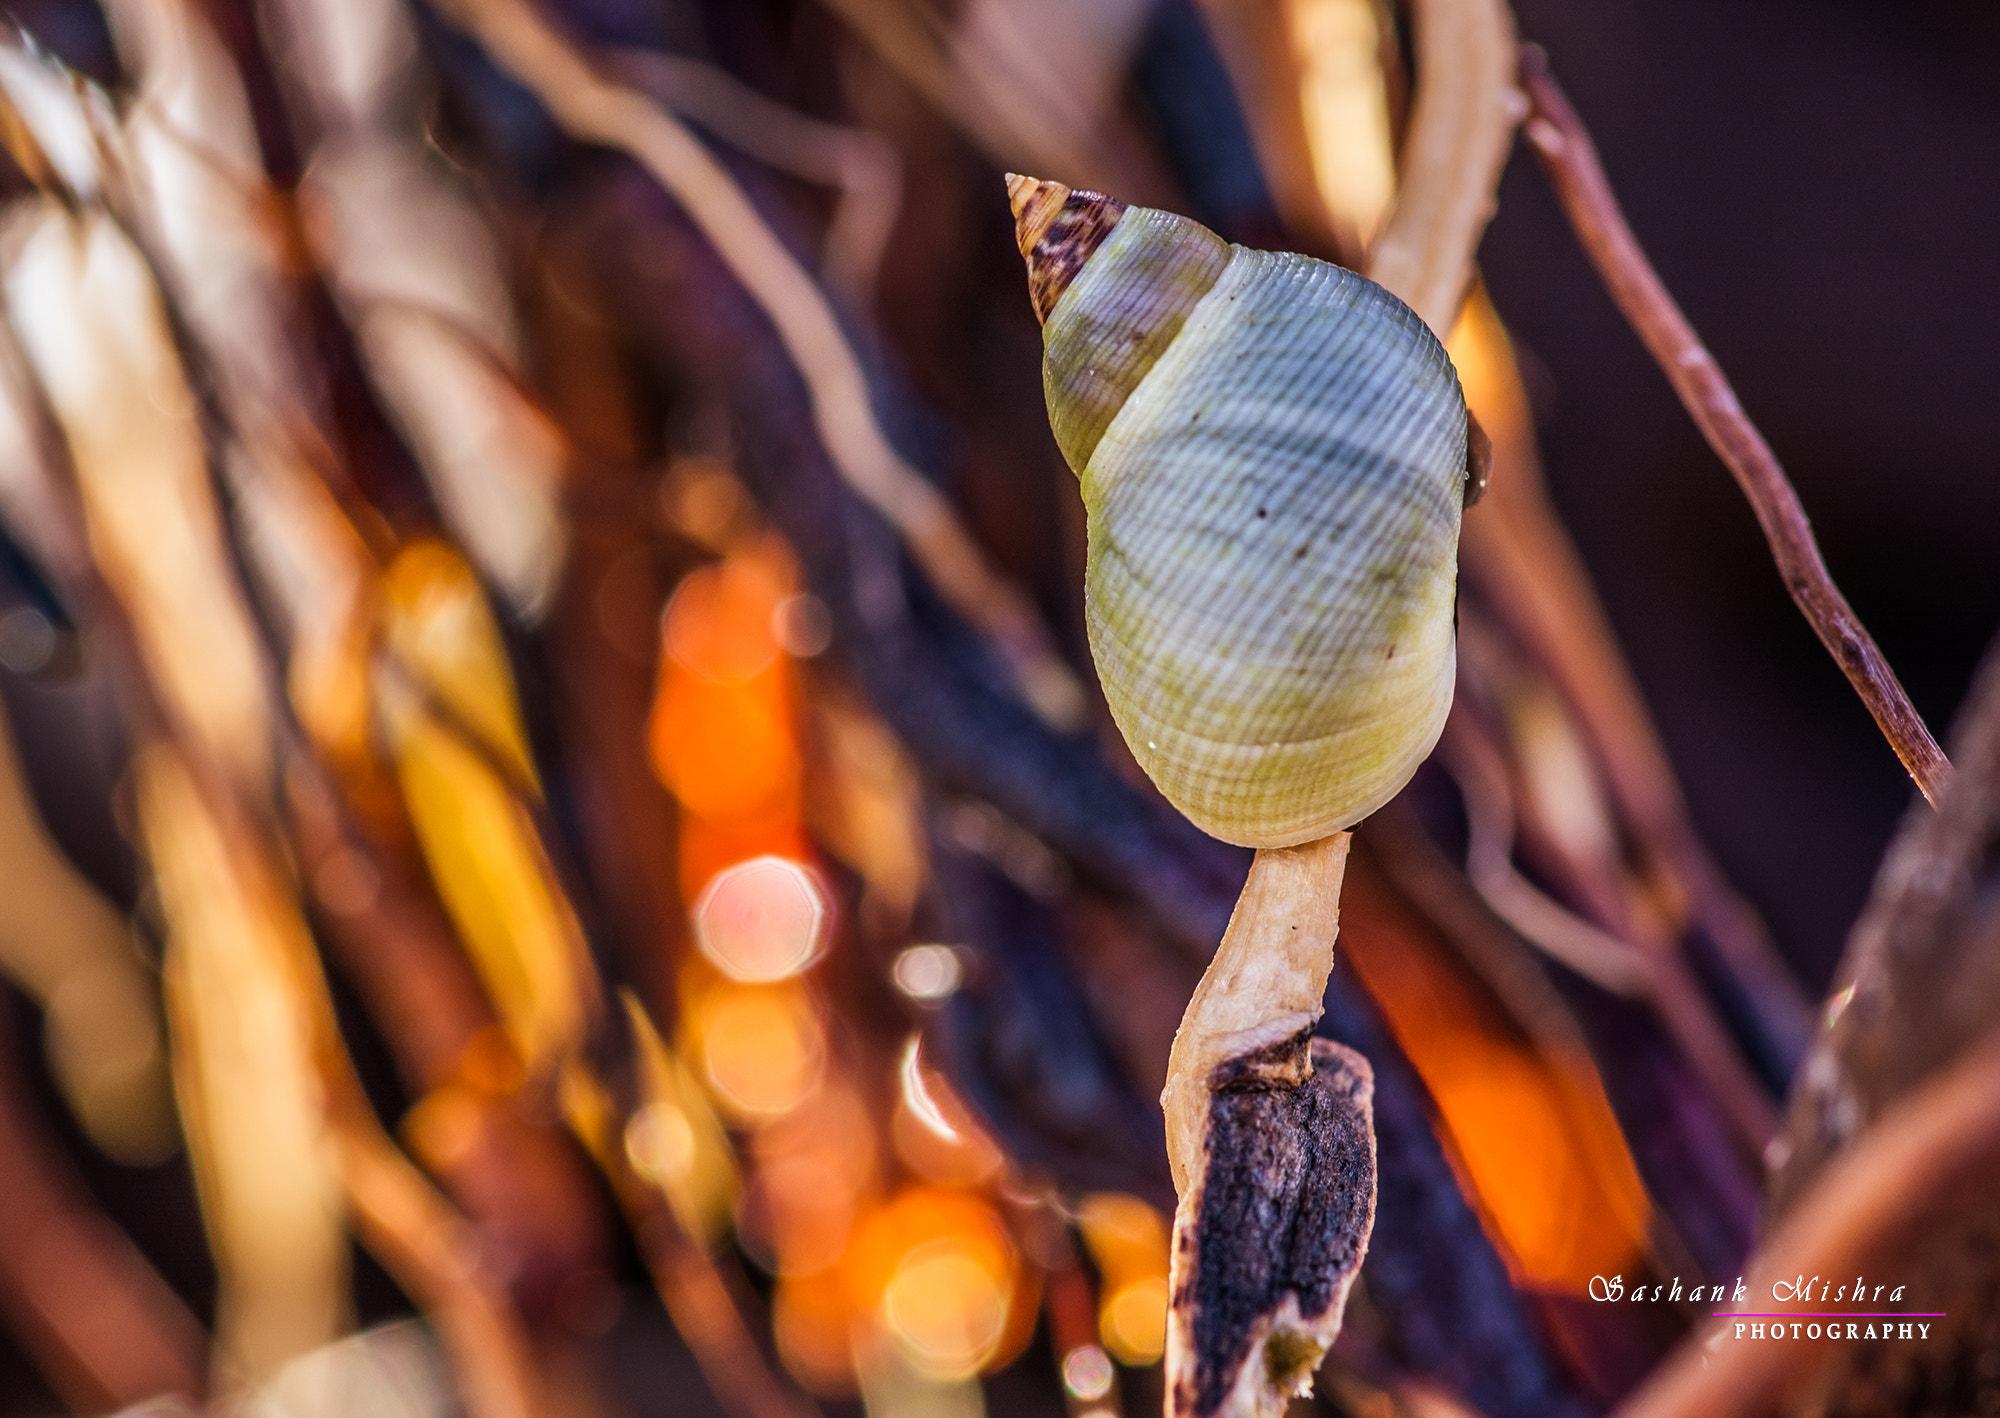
[1517,47,1949,806]
[1364,0,1521,333]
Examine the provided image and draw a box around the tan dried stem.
[599,48,901,303]
[1518,48,1949,806]
[1611,1030,2000,1418]
[325,1070,544,1418]
[423,0,1089,730]
[1363,0,1521,334]
[1452,284,1816,1066]
[1163,835,1354,1193]
[1441,704,1780,1153]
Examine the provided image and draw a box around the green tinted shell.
[1010,178,1467,848]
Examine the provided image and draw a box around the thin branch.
[1364,0,1521,334]
[1518,47,1950,806]
[422,0,1090,731]
[1452,283,1814,1072]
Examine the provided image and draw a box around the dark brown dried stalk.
[0,1010,206,1413]
[1613,1033,2000,1418]
[1159,837,1376,1418]
[1517,47,1949,807]
[1768,635,2000,1208]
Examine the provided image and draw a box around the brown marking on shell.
[1005,174,1126,324]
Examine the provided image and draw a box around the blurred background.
[0,0,1994,1414]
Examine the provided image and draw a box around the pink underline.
[1715,1313,1945,1319]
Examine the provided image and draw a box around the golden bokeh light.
[1074,1193,1171,1367]
[1099,1279,1168,1368]
[883,1241,1011,1381]
[625,1101,697,1185]
[665,554,786,683]
[691,982,824,1120]
[891,944,963,1002]
[847,1187,1026,1383]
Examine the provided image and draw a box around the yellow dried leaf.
[381,677,582,1074]
[621,992,739,1246]
[381,540,539,793]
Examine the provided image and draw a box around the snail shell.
[1009,177,1468,849]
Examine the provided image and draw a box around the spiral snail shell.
[1009,177,1471,849]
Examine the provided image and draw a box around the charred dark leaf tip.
[1176,1039,1377,1418]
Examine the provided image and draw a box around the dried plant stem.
[600,49,900,303]
[564,1075,823,1418]
[1164,835,1354,1190]
[1161,834,1376,1418]
[424,0,1088,730]
[1443,705,1780,1153]
[1518,48,1949,806]
[1364,0,1521,334]
[326,1074,544,1418]
[1454,285,1815,1068]
[1613,1030,2000,1418]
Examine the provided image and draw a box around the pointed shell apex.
[1005,176,1126,324]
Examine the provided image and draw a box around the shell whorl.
[1012,178,1468,849]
